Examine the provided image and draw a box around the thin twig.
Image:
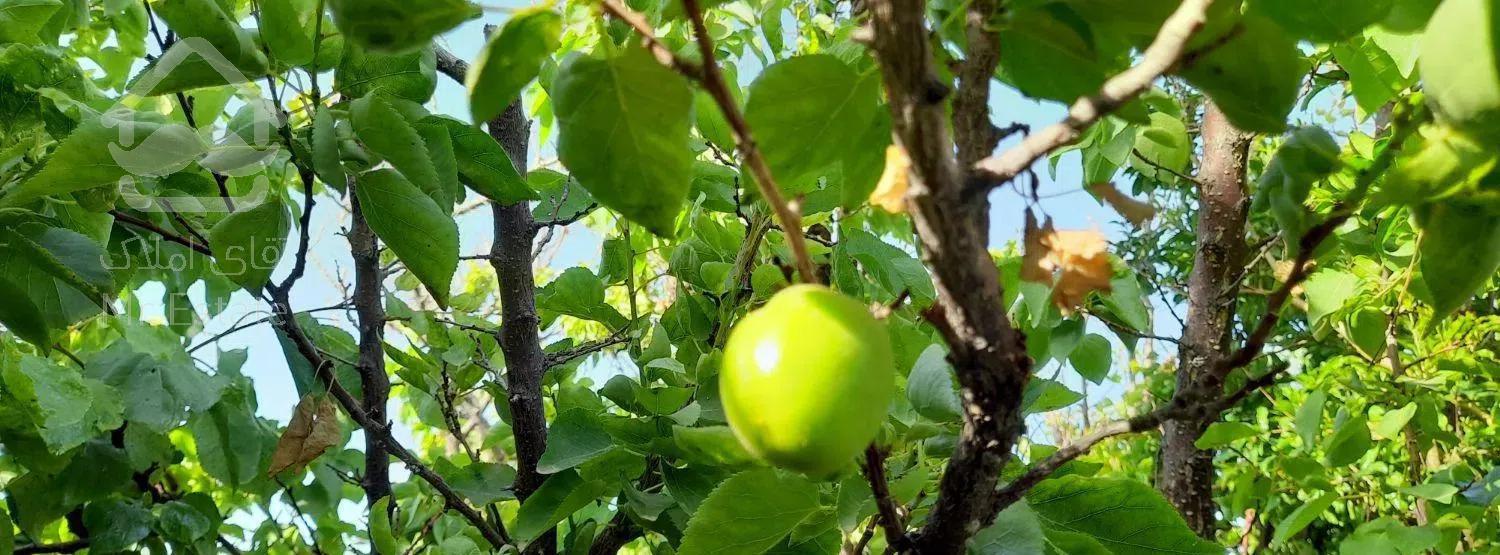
[600,0,819,283]
[862,446,910,550]
[970,0,1216,190]
[110,209,214,256]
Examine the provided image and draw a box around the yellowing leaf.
[267,394,342,477]
[869,144,910,213]
[1087,182,1156,227]
[1021,214,1113,312]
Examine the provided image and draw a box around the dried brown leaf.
[1021,213,1113,313]
[268,394,342,477]
[870,144,911,213]
[1088,182,1157,227]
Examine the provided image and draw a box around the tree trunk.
[486,101,554,555]
[349,181,393,517]
[1156,102,1253,538]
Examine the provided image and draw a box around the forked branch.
[969,0,1215,189]
[599,0,819,284]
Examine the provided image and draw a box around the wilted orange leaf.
[1021,213,1113,313]
[268,394,342,477]
[1088,182,1157,227]
[870,144,911,213]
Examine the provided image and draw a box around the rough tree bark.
[349,183,394,515]
[1156,102,1254,538]
[865,2,1033,551]
[486,100,555,555]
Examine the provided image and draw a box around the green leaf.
[467,7,560,124]
[311,106,346,190]
[1323,414,1373,466]
[1272,492,1340,546]
[0,0,62,44]
[969,500,1046,555]
[1,114,204,207]
[1068,333,1111,384]
[530,169,594,223]
[1380,124,1494,203]
[1331,37,1410,116]
[907,344,962,422]
[437,459,516,505]
[259,0,315,66]
[208,197,290,293]
[1027,475,1220,555]
[1101,268,1151,333]
[678,469,822,555]
[1413,201,1500,320]
[512,469,614,544]
[664,465,728,515]
[1022,379,1083,414]
[1373,402,1417,440]
[553,46,694,238]
[743,54,880,193]
[0,225,112,332]
[83,499,153,552]
[839,228,938,304]
[671,425,758,467]
[1195,421,1260,449]
[335,43,436,103]
[1339,518,1441,555]
[0,276,48,347]
[1253,0,1394,41]
[354,169,459,308]
[156,500,212,543]
[1178,14,1304,133]
[189,384,264,487]
[1420,0,1500,144]
[1130,112,1191,185]
[535,267,628,328]
[425,115,537,203]
[87,343,226,432]
[5,355,123,453]
[999,7,1115,105]
[536,408,614,474]
[328,0,477,53]
[1400,482,1459,504]
[415,119,461,209]
[1303,270,1358,326]
[351,94,445,207]
[369,496,407,555]
[1296,390,1328,448]
[152,0,267,74]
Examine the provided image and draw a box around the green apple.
[720,284,895,477]
[1421,0,1500,144]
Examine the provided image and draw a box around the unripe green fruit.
[1421,0,1500,144]
[720,284,895,477]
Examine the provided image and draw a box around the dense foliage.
[0,0,1496,553]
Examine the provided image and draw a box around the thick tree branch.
[989,363,1291,513]
[486,99,555,554]
[969,0,1215,190]
[983,103,1422,517]
[348,179,394,522]
[951,0,1001,168]
[865,1,1029,551]
[1157,103,1254,537]
[601,0,819,283]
